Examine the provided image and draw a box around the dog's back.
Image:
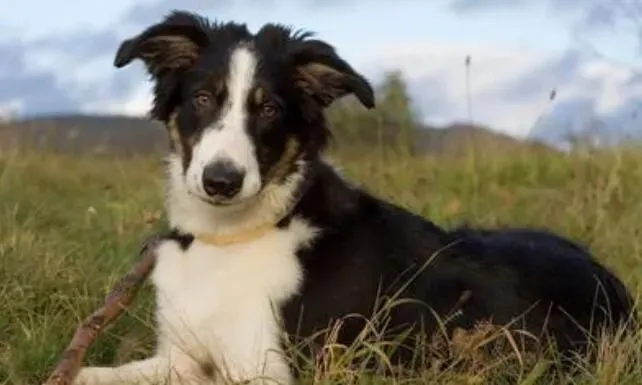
[447,227,637,349]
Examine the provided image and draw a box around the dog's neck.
[164,154,308,241]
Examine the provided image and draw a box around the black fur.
[117,10,637,376]
[165,228,194,251]
[281,161,636,367]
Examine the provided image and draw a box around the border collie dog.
[73,10,636,385]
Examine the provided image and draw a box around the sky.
[2,0,642,144]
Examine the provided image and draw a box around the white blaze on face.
[187,45,262,201]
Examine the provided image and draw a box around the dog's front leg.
[72,353,209,385]
[73,355,167,385]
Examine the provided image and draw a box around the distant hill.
[413,122,555,156]
[0,114,167,156]
[0,114,556,157]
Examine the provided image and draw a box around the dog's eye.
[259,103,278,119]
[193,92,213,109]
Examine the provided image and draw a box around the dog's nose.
[202,161,244,198]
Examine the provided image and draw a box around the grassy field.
[2,145,642,384]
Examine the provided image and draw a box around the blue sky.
[2,0,641,142]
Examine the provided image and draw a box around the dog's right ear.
[289,39,375,110]
[114,11,210,76]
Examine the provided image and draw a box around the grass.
[2,144,642,384]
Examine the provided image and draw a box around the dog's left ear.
[289,39,375,109]
[113,11,210,76]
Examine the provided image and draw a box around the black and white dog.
[72,10,636,385]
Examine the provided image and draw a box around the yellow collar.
[194,222,277,246]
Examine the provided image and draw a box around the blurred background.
[2,0,641,154]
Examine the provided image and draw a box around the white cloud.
[578,62,642,114]
[363,40,642,139]
[362,41,556,136]
[0,100,24,121]
[82,82,154,117]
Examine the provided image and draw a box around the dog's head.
[114,10,374,207]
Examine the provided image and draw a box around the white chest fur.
[152,218,317,384]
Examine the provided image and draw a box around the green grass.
[2,145,642,384]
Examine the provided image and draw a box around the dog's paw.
[71,367,115,385]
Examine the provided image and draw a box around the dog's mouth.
[189,191,238,207]
[188,189,259,209]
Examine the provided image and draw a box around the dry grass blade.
[41,234,163,385]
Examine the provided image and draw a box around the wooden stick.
[43,234,163,385]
